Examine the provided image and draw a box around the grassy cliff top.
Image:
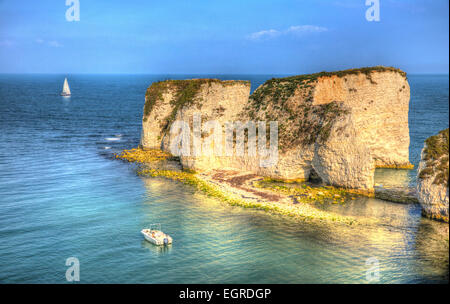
[272,66,407,83]
[248,66,406,107]
[419,128,449,186]
[143,79,250,122]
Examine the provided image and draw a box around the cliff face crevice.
[140,66,411,191]
[417,129,449,222]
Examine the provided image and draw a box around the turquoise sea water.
[0,74,448,283]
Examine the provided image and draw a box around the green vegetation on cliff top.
[419,128,449,187]
[143,66,405,123]
[273,66,406,83]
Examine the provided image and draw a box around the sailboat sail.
[61,78,71,96]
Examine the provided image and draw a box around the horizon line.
[1,72,449,76]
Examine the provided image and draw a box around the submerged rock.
[374,185,418,204]
[416,129,449,222]
[140,66,411,191]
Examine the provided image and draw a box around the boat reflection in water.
[141,240,173,256]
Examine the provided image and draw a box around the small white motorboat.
[141,224,172,246]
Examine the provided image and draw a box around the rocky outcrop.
[417,129,449,222]
[140,66,411,191]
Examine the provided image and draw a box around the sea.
[0,74,448,283]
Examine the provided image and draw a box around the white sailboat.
[61,77,71,96]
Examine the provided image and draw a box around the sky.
[0,0,448,74]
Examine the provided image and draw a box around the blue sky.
[0,0,448,74]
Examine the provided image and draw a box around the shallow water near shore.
[0,74,448,283]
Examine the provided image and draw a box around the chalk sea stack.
[140,66,411,191]
[417,129,449,222]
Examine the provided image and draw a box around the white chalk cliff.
[140,67,411,191]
